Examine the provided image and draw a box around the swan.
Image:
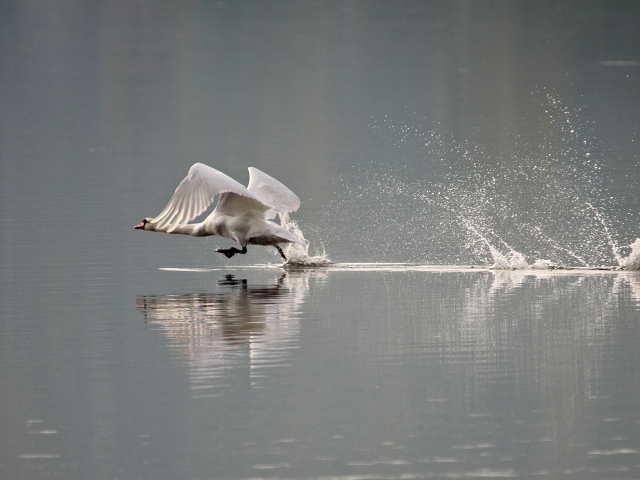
[135,163,305,260]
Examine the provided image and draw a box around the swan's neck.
[148,222,204,236]
[168,224,201,235]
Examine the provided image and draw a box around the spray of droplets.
[323,93,639,269]
[280,214,332,267]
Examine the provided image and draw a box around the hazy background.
[2,2,640,479]
[1,0,639,268]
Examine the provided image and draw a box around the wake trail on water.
[321,91,640,270]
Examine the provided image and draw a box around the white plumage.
[135,163,304,260]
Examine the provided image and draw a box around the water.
[2,1,640,479]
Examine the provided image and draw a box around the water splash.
[460,215,534,270]
[586,202,623,265]
[620,239,640,271]
[325,92,639,269]
[280,215,332,267]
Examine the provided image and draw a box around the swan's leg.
[215,246,247,258]
[275,246,287,261]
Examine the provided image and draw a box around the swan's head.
[134,218,153,230]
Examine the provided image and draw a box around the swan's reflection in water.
[137,271,314,397]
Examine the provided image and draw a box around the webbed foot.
[216,246,247,258]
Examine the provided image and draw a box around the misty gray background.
[1,1,640,479]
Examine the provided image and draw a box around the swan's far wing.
[214,191,272,218]
[152,163,268,231]
[247,167,301,219]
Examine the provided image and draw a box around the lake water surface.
[2,2,640,479]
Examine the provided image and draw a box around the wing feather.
[246,167,301,219]
[152,163,269,231]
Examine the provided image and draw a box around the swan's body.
[135,163,304,260]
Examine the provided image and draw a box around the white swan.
[135,163,304,260]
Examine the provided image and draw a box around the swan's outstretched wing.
[152,163,269,231]
[247,167,301,219]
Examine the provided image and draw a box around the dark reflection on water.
[137,273,310,396]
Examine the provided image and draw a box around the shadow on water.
[136,271,317,396]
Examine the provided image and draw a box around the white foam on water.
[280,216,332,267]
[160,263,630,274]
